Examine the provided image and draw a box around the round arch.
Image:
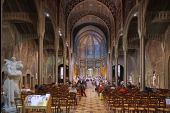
[67,0,115,57]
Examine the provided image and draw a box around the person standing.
[80,80,86,97]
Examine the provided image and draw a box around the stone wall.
[1,22,52,86]
[145,30,170,89]
[2,22,38,75]
[165,26,170,88]
[145,40,164,88]
[128,50,140,85]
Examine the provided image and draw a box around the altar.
[24,94,51,113]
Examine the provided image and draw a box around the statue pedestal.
[2,106,16,113]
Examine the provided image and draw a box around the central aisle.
[72,81,108,113]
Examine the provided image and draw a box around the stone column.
[85,59,87,77]
[55,31,59,84]
[63,44,66,84]
[38,36,44,85]
[107,52,110,81]
[37,0,45,85]
[139,35,145,91]
[1,0,4,86]
[123,38,128,87]
[52,55,55,83]
[115,46,118,86]
[124,50,127,87]
[138,1,146,91]
[110,51,113,85]
[45,64,48,84]
[69,52,73,82]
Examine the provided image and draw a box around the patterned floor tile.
[73,82,108,113]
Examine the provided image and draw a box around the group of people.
[69,77,87,97]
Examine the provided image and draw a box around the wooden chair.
[111,96,124,113]
[136,96,147,112]
[58,98,70,113]
[147,98,158,112]
[51,95,60,113]
[14,98,24,113]
[106,95,115,112]
[157,97,170,113]
[126,97,137,113]
[68,92,77,108]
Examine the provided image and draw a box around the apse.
[73,25,107,77]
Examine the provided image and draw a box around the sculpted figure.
[4,57,23,76]
[153,71,157,88]
[3,57,23,108]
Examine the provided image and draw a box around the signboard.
[166,98,170,105]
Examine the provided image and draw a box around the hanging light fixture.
[133,12,138,17]
[58,28,62,36]
[44,11,50,17]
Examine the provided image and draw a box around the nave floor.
[70,82,108,113]
[24,82,109,113]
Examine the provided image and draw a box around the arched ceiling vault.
[67,0,116,54]
[146,0,170,37]
[77,31,106,51]
[67,0,115,31]
[65,0,116,19]
[72,15,109,37]
[75,25,106,43]
[127,17,139,51]
[2,0,57,55]
[75,26,107,61]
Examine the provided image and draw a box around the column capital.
[137,1,147,40]
[38,32,45,39]
[37,0,45,38]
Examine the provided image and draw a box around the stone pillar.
[85,59,87,77]
[1,0,4,86]
[63,45,66,84]
[115,46,118,86]
[69,52,73,82]
[108,52,112,84]
[123,38,128,87]
[138,1,146,91]
[124,50,127,87]
[55,31,59,84]
[52,55,55,83]
[38,36,44,85]
[37,0,45,85]
[106,52,110,81]
[139,35,145,91]
[45,64,48,84]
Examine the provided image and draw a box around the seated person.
[69,85,77,94]
[98,84,104,93]
[118,86,128,94]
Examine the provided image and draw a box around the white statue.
[3,57,23,76]
[2,57,23,109]
[129,72,134,84]
[153,71,157,87]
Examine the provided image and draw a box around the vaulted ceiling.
[2,0,169,58]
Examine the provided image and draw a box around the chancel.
[1,0,170,113]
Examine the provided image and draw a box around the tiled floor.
[71,82,108,113]
[7,82,108,113]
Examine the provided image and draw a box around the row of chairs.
[104,88,170,113]
[15,84,78,113]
